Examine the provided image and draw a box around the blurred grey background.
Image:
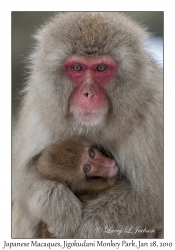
[12,11,163,125]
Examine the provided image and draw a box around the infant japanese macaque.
[36,138,119,238]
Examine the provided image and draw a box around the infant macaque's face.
[80,146,119,178]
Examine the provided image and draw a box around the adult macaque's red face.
[65,55,116,123]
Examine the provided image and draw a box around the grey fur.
[12,12,163,238]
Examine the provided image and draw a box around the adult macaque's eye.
[72,65,82,72]
[96,65,107,72]
[83,164,92,172]
[88,149,95,158]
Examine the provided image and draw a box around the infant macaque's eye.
[88,149,95,158]
[83,164,91,172]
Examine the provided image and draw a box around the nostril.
[83,87,94,99]
[84,93,89,97]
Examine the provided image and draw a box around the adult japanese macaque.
[36,138,119,238]
[12,12,163,238]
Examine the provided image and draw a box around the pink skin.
[65,55,116,122]
[80,147,118,178]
